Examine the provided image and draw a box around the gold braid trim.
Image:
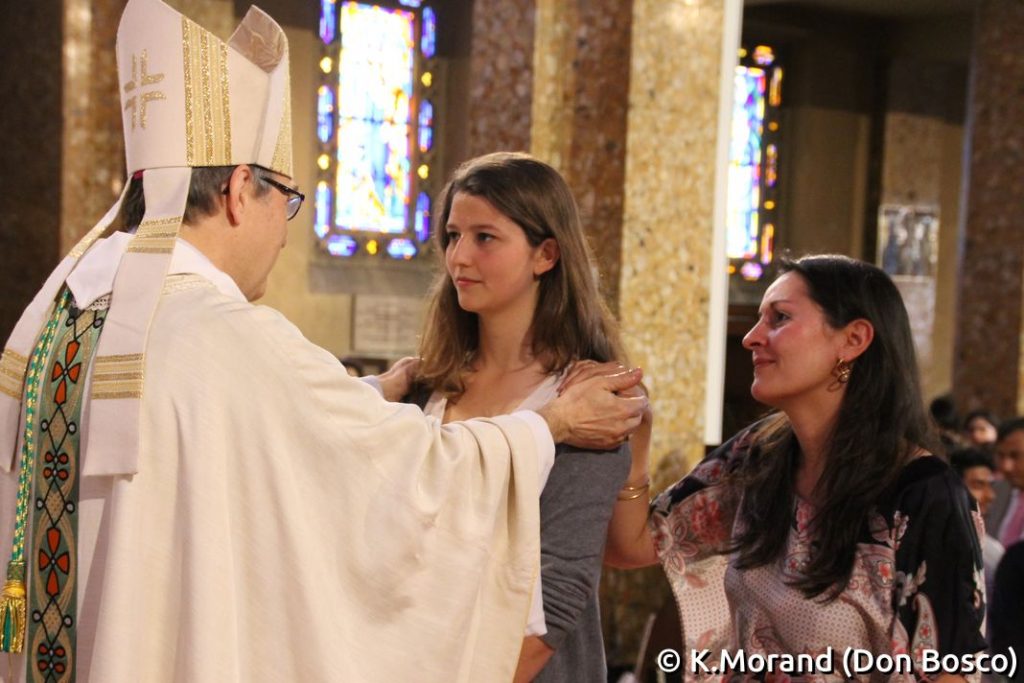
[0,350,28,400]
[91,353,145,400]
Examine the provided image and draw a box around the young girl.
[412,152,637,681]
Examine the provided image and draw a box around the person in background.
[963,409,1000,447]
[930,393,965,451]
[411,152,642,682]
[994,418,1024,549]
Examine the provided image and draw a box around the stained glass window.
[316,0,439,260]
[727,44,782,282]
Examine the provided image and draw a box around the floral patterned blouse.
[649,424,988,682]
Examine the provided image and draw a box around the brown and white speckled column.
[954,0,1024,418]
[530,0,633,308]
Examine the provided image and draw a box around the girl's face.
[444,192,556,319]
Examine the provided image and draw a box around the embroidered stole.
[23,295,105,682]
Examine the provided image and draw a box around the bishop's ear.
[224,164,257,227]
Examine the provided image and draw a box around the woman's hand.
[374,356,421,402]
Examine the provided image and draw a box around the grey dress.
[534,442,630,682]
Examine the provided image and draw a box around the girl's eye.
[446,231,460,243]
[477,232,495,243]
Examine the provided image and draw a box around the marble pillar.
[620,0,736,478]
[609,0,740,664]
[62,0,127,252]
[466,0,535,156]
[954,0,1024,418]
[530,0,632,307]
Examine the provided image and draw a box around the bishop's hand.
[538,367,646,450]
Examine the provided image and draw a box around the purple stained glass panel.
[317,86,335,144]
[326,234,359,257]
[387,238,418,260]
[418,100,433,153]
[421,6,437,58]
[726,65,766,260]
[416,192,430,242]
[320,0,337,45]
[315,181,331,239]
[740,261,764,281]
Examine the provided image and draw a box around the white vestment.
[0,234,552,682]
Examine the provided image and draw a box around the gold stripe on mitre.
[270,81,293,178]
[126,215,183,254]
[0,350,29,400]
[90,353,145,400]
[182,15,232,167]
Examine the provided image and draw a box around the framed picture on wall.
[877,204,940,278]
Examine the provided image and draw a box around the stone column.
[620,0,737,478]
[530,0,632,307]
[62,0,128,252]
[610,0,740,664]
[954,0,1024,418]
[465,0,535,156]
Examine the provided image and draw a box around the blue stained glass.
[320,0,337,45]
[315,181,331,238]
[415,192,430,242]
[336,3,414,233]
[326,234,359,257]
[387,238,418,260]
[726,65,767,260]
[418,100,433,153]
[317,86,335,144]
[421,6,437,58]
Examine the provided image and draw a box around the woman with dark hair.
[599,255,986,679]
[411,152,641,682]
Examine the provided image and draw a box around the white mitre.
[0,0,292,476]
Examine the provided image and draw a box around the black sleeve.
[538,442,630,650]
[990,540,1024,675]
[891,464,988,662]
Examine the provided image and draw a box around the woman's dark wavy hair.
[417,152,625,396]
[729,254,937,599]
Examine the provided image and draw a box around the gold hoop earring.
[834,358,852,385]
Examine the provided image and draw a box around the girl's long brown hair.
[417,152,626,397]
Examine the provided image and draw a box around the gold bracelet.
[617,481,650,501]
